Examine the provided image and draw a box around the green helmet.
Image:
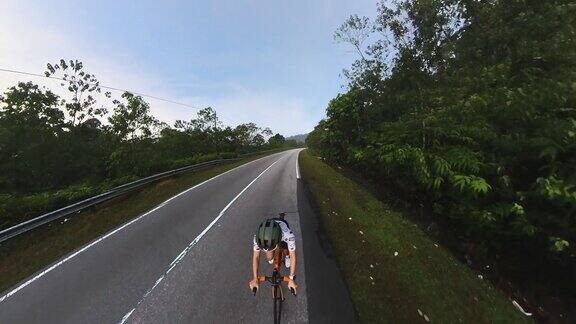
[256,219,281,250]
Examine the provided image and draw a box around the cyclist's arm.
[287,250,298,293]
[252,249,260,280]
[284,231,297,278]
[288,250,296,278]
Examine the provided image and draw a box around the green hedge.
[0,152,243,230]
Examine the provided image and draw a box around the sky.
[0,0,377,136]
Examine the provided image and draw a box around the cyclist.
[249,218,298,293]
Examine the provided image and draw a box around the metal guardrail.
[0,149,282,243]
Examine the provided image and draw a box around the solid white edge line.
[0,151,286,304]
[119,157,283,322]
[295,149,301,179]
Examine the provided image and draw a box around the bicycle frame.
[254,213,295,298]
[254,244,293,324]
[251,213,296,323]
[257,244,293,292]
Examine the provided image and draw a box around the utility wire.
[0,67,201,112]
[0,67,243,126]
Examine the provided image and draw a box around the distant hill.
[286,133,308,143]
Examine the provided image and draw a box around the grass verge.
[299,149,529,323]
[0,150,284,294]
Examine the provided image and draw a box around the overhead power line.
[0,67,201,111]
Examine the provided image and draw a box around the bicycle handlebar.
[253,276,296,295]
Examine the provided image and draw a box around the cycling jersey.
[253,219,296,252]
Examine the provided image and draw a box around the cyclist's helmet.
[256,219,281,251]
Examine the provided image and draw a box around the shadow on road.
[297,179,359,323]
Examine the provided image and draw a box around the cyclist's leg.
[278,241,290,267]
[279,242,289,260]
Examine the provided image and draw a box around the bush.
[308,0,576,312]
[0,149,282,230]
[0,184,96,229]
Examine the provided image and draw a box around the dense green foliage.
[299,150,526,323]
[308,0,576,312]
[0,60,295,228]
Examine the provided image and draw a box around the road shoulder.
[299,150,529,323]
[297,152,358,324]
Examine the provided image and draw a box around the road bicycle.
[252,213,296,324]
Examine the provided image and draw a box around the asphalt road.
[0,149,356,323]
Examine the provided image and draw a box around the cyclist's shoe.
[285,255,290,268]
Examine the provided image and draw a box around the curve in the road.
[0,149,356,324]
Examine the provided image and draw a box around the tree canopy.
[0,61,295,228]
[308,0,576,313]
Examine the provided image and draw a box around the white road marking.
[0,151,286,304]
[295,149,301,179]
[119,308,135,324]
[118,157,283,323]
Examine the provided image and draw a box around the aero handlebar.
[253,276,296,295]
